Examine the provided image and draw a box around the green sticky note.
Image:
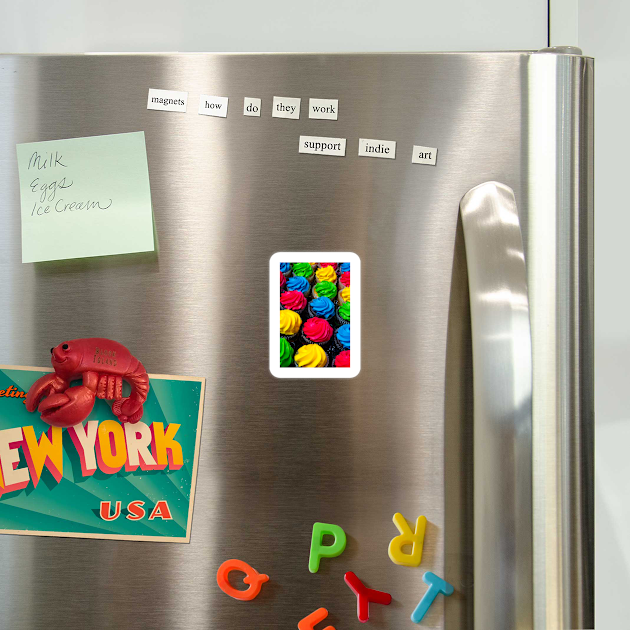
[17,131,155,263]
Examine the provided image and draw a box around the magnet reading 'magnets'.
[25,338,149,428]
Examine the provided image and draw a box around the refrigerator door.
[0,52,593,629]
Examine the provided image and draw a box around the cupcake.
[280,270,287,292]
[333,324,350,352]
[312,281,337,301]
[318,263,338,271]
[338,271,350,290]
[280,337,294,367]
[280,309,302,341]
[338,286,350,305]
[280,262,292,278]
[315,265,337,285]
[280,290,308,319]
[334,349,350,367]
[309,263,318,270]
[336,301,350,327]
[291,262,315,284]
[301,317,334,350]
[286,275,310,297]
[308,296,335,322]
[295,343,329,367]
[339,262,350,273]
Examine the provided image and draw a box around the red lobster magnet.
[26,338,149,428]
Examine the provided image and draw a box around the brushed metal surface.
[527,52,595,630]
[0,52,593,629]
[460,182,533,630]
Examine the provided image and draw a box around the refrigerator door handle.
[460,181,533,629]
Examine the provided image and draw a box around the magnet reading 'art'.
[216,559,269,601]
[25,338,149,428]
[388,512,427,567]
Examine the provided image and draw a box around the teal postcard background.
[0,367,204,542]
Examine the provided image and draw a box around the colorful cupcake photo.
[270,252,360,378]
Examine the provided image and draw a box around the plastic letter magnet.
[344,571,392,622]
[410,571,454,623]
[308,522,347,573]
[298,607,335,630]
[216,559,269,601]
[388,512,427,567]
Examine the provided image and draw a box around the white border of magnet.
[269,252,361,378]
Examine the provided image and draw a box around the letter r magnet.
[308,522,346,573]
[388,512,427,566]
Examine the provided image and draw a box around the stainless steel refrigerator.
[0,50,593,629]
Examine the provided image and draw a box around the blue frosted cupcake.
[307,296,335,322]
[286,275,311,297]
[333,324,350,352]
[339,262,350,273]
[280,262,292,278]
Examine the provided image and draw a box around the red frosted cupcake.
[280,270,287,292]
[301,317,334,350]
[334,350,350,367]
[338,271,350,290]
[318,262,338,272]
[280,290,308,318]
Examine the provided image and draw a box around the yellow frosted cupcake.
[294,343,329,367]
[315,265,337,284]
[280,309,302,340]
[338,286,350,305]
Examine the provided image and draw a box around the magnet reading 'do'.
[26,338,149,427]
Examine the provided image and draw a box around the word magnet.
[216,559,269,601]
[388,512,427,566]
[308,522,346,573]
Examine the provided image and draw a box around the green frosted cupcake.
[312,280,337,300]
[280,337,295,367]
[291,262,315,283]
[336,301,350,327]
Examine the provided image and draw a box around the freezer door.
[0,52,593,629]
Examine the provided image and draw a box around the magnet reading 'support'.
[25,338,149,428]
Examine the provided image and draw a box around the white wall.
[575,2,630,628]
[0,0,547,53]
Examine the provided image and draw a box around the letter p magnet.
[309,522,347,573]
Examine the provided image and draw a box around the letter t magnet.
[388,512,427,566]
[411,572,454,624]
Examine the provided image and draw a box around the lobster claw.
[37,386,96,428]
[25,373,66,413]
